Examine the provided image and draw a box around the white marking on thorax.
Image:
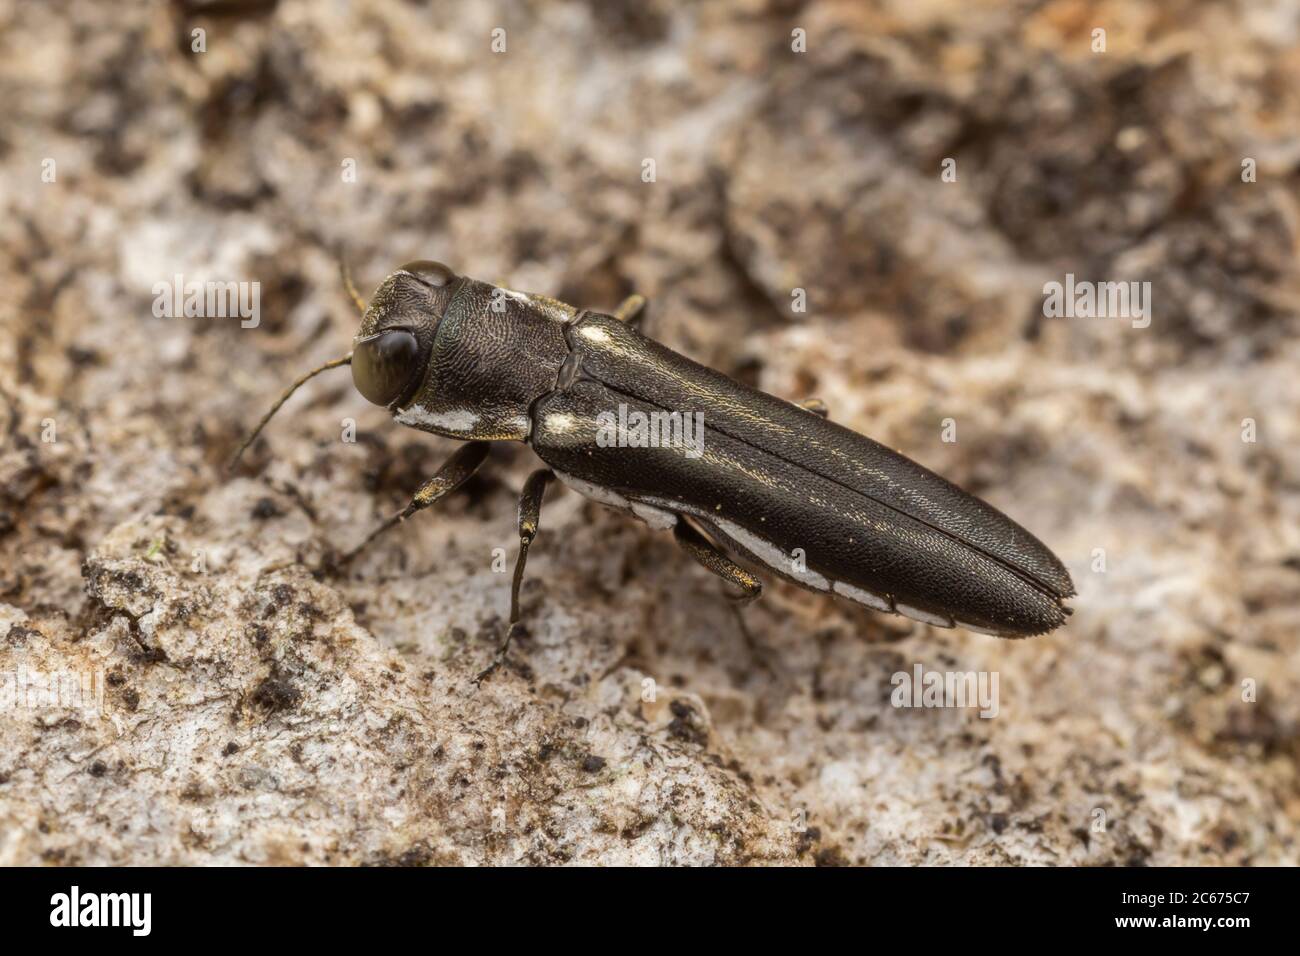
[396,406,480,433]
[543,411,581,434]
[832,580,891,612]
[575,324,611,344]
[712,516,829,591]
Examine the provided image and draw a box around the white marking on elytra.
[638,494,699,518]
[832,580,891,612]
[551,476,1009,636]
[552,470,631,510]
[552,472,678,531]
[576,324,612,344]
[713,517,829,590]
[896,603,953,628]
[631,501,677,530]
[395,406,480,433]
[544,484,999,635]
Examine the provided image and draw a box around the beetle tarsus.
[472,622,520,686]
[337,512,404,567]
[473,468,554,685]
[338,441,492,566]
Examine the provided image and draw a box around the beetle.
[233,260,1075,682]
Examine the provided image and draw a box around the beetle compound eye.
[399,260,457,288]
[352,329,421,407]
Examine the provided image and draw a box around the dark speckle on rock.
[251,498,282,520]
[6,624,39,646]
[251,669,301,714]
[814,846,849,868]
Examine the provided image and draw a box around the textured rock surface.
[1,0,1297,864]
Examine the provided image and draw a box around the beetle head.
[228,259,464,471]
[352,260,461,409]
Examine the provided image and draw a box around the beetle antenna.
[227,353,353,471]
[338,251,367,315]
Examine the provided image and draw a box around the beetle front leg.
[798,398,828,418]
[474,468,554,685]
[613,293,648,328]
[338,440,491,565]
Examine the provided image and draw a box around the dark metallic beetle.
[234,260,1075,680]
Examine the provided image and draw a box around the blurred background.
[0,0,1297,865]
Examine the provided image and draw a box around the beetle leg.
[673,519,762,605]
[474,468,554,685]
[673,520,791,682]
[338,441,491,565]
[337,251,367,315]
[613,293,648,328]
[798,398,828,418]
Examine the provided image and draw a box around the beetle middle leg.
[672,520,762,604]
[613,293,648,328]
[673,520,791,681]
[338,440,491,565]
[474,468,554,685]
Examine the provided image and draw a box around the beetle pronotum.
[233,260,1075,682]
